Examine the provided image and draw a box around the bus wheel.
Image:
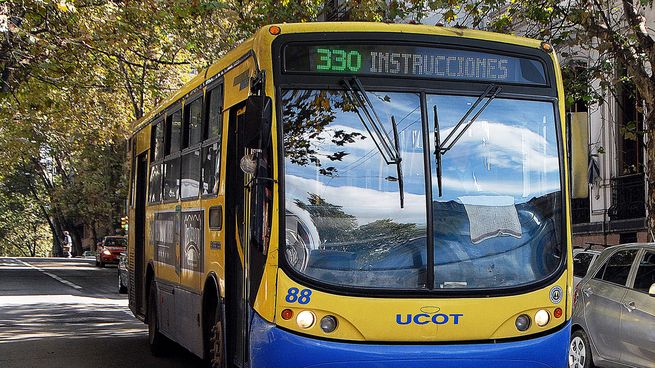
[208,309,225,368]
[148,284,166,356]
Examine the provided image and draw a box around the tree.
[1,0,324,254]
[343,0,655,239]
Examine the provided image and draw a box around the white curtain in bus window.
[148,164,162,203]
[167,110,182,154]
[201,143,220,196]
[181,150,201,199]
[163,158,180,201]
[186,99,203,147]
[206,86,223,139]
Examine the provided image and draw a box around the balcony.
[609,173,646,221]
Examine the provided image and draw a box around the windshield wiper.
[433,84,501,197]
[439,84,502,155]
[391,115,404,208]
[433,105,443,197]
[342,77,405,208]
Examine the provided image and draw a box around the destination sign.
[284,44,547,85]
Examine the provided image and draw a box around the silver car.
[573,248,602,288]
[569,243,655,368]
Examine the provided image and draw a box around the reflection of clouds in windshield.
[286,175,426,225]
[439,120,559,172]
[435,176,560,202]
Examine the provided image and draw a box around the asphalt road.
[0,257,203,368]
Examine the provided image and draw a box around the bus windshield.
[282,88,562,291]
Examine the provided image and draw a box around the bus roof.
[131,22,546,134]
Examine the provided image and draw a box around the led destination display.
[284,44,548,85]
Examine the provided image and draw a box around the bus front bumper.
[250,313,569,368]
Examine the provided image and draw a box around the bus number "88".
[286,287,312,305]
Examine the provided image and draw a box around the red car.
[96,236,127,267]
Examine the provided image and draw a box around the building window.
[564,62,591,224]
[616,75,644,175]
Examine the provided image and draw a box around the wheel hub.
[569,336,587,368]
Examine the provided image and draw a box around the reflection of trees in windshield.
[282,90,367,177]
[293,193,423,267]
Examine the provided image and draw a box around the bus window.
[166,110,182,155]
[206,85,223,140]
[163,158,180,201]
[185,98,203,148]
[151,121,164,162]
[181,150,201,199]
[201,142,220,196]
[148,164,162,203]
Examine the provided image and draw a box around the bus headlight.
[320,315,338,333]
[296,310,315,329]
[535,309,550,327]
[515,314,531,331]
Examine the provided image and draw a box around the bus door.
[132,152,147,317]
[225,105,249,367]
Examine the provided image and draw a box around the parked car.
[569,243,655,368]
[118,252,128,294]
[96,236,127,267]
[572,247,602,287]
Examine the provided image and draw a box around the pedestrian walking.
[63,231,73,258]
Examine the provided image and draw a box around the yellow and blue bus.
[127,22,584,368]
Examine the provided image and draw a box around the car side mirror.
[649,283,655,296]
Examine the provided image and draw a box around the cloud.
[285,175,427,226]
[438,120,559,173]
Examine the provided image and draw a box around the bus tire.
[208,308,225,368]
[569,329,594,368]
[148,283,166,356]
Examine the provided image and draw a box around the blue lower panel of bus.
[250,313,569,368]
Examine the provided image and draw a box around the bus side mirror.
[569,111,589,199]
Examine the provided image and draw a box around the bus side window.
[148,164,162,203]
[151,120,164,162]
[201,84,223,196]
[181,97,203,199]
[166,109,182,155]
[206,85,223,140]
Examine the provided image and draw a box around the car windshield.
[106,238,127,247]
[282,88,562,290]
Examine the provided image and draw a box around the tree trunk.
[646,109,655,242]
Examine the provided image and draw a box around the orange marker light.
[269,26,281,35]
[554,307,563,318]
[540,42,553,53]
[281,308,293,320]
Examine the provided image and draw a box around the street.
[0,257,203,368]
